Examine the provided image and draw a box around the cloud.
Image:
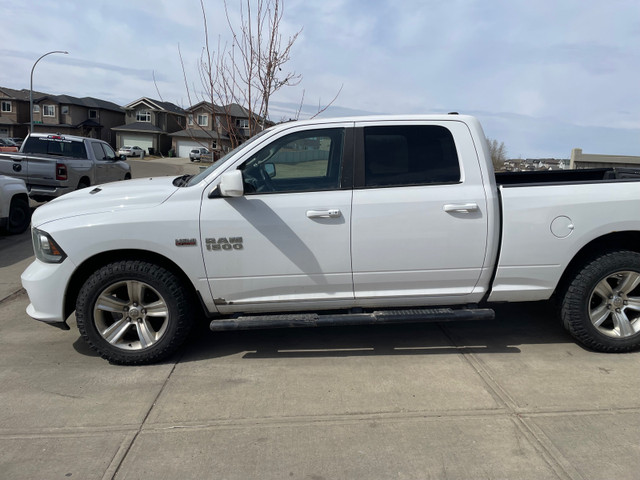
[1,0,639,157]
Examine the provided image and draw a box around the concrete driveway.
[1,159,639,479]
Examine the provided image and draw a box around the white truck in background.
[0,133,131,202]
[19,114,640,364]
[0,175,30,234]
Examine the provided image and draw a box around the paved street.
[1,158,639,479]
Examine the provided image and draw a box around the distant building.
[570,148,640,169]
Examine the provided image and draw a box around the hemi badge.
[175,238,197,246]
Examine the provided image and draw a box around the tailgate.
[0,152,29,183]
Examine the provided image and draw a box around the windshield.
[186,127,273,186]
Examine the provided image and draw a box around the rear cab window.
[22,136,87,159]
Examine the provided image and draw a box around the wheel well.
[554,231,640,298]
[64,249,201,320]
[78,176,90,188]
[12,192,29,206]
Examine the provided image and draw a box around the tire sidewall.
[7,197,30,234]
[76,261,191,364]
[563,251,640,351]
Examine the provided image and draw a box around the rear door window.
[361,125,460,187]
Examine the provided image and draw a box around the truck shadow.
[180,301,571,362]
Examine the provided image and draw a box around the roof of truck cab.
[273,114,478,128]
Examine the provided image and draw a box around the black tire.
[76,260,194,365]
[124,173,131,180]
[77,180,89,190]
[561,250,640,352]
[6,196,30,234]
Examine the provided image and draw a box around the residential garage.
[176,139,206,158]
[120,133,153,153]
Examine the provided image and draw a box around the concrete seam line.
[103,351,184,480]
[437,323,584,480]
[0,288,26,305]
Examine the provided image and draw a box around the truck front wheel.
[561,250,640,352]
[76,260,194,364]
[6,196,30,234]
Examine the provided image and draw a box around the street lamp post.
[30,50,69,135]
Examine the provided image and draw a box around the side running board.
[210,307,495,332]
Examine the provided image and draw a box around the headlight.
[32,228,67,263]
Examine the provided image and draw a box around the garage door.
[176,140,206,158]
[120,134,153,153]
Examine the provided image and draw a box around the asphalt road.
[1,159,639,479]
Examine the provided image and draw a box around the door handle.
[443,203,479,213]
[306,209,341,218]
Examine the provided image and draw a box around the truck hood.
[32,176,180,228]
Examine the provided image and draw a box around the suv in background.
[189,147,210,162]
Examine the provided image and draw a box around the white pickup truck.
[0,133,131,201]
[21,114,640,364]
[0,175,30,234]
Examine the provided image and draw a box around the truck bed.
[496,167,640,186]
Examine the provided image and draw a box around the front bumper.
[21,257,77,330]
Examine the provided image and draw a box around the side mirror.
[264,162,276,178]
[120,154,127,161]
[219,170,244,197]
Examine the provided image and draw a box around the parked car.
[0,133,131,202]
[20,114,640,364]
[0,138,19,153]
[118,146,145,157]
[0,175,30,234]
[189,147,210,162]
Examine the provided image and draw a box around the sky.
[1,0,639,158]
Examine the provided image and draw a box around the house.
[32,94,124,147]
[170,102,272,158]
[112,98,186,155]
[0,86,45,140]
[0,86,125,148]
[503,158,569,172]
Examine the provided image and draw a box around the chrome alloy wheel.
[93,280,170,350]
[589,271,640,338]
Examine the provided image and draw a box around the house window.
[89,110,97,119]
[43,105,56,117]
[187,114,194,126]
[1,101,11,112]
[33,105,40,113]
[197,114,208,126]
[236,119,249,128]
[61,106,69,114]
[136,110,151,122]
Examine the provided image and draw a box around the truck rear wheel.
[76,260,193,365]
[561,250,640,352]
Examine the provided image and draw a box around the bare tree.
[487,137,507,172]
[180,0,341,153]
[225,0,302,134]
